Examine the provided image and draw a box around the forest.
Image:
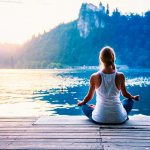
[0,2,150,68]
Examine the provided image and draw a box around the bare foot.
[90,104,95,108]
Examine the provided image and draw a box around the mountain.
[1,2,150,68]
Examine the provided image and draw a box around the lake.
[0,68,149,117]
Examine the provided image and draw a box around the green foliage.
[15,9,150,68]
[1,4,150,69]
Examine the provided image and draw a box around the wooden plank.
[0,142,12,149]
[12,136,149,140]
[0,122,32,127]
[0,126,100,130]
[0,118,37,121]
[5,142,103,150]
[0,130,99,133]
[102,139,150,143]
[34,115,150,125]
[0,120,35,122]
[99,125,150,128]
[100,134,150,137]
[101,128,150,132]
[0,116,150,150]
[0,138,102,142]
[0,135,101,139]
[33,124,99,128]
[0,124,98,127]
[0,117,38,119]
[34,116,96,125]
[100,136,150,140]
[104,145,150,150]
[103,142,150,147]
[100,130,150,133]
[0,126,99,130]
[0,127,100,131]
[0,132,100,136]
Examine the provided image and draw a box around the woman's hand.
[77,101,85,106]
[133,95,140,101]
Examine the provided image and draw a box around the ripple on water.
[0,69,149,116]
[126,77,150,87]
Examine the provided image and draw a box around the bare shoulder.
[90,72,101,87]
[91,72,101,79]
[116,72,125,81]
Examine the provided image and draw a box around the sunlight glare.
[0,0,149,44]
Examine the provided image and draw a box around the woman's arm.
[78,75,96,106]
[120,74,139,101]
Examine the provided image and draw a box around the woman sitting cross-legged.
[78,46,139,124]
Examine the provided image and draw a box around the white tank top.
[92,71,127,123]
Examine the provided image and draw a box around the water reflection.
[0,69,149,117]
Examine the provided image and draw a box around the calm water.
[0,69,150,117]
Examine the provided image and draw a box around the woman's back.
[92,71,128,123]
[96,71,120,101]
[78,46,139,124]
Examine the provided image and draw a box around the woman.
[78,46,139,124]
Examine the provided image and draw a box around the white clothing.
[92,71,127,123]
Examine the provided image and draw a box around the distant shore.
[0,65,129,70]
[1,65,150,70]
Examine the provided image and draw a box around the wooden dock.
[0,115,150,150]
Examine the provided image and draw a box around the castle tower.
[106,4,109,15]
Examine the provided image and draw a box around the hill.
[1,2,150,68]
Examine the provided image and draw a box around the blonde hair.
[99,46,116,70]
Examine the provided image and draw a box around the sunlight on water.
[0,69,149,117]
[126,77,150,87]
[0,69,86,116]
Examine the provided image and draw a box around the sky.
[0,0,149,44]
